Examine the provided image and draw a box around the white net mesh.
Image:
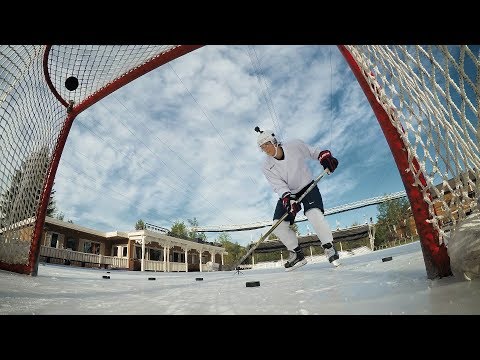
[0,45,189,274]
[346,45,480,245]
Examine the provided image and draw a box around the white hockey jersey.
[261,139,321,198]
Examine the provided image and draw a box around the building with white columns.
[39,216,227,272]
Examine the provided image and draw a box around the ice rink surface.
[1,241,479,315]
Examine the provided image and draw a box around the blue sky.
[53,45,407,247]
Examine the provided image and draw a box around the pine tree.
[135,219,146,230]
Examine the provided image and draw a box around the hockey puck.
[246,281,260,287]
[382,256,393,262]
[106,271,110,273]
[195,277,203,281]
[102,275,110,279]
[65,76,79,91]
[148,277,156,280]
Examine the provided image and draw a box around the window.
[150,249,162,261]
[66,237,76,251]
[50,233,58,248]
[170,251,185,262]
[172,251,185,262]
[83,241,101,254]
[122,247,128,257]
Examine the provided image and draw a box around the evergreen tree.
[169,220,189,239]
[135,219,145,230]
[0,169,21,228]
[46,185,57,217]
[187,217,207,241]
[216,232,246,265]
[0,146,56,226]
[375,196,412,246]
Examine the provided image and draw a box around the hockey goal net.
[1,45,478,280]
[340,45,479,279]
[0,45,202,275]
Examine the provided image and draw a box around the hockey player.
[255,126,340,271]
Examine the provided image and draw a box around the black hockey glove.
[281,192,302,216]
[318,150,338,173]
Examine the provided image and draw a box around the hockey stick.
[228,168,329,271]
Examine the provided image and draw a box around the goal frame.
[1,45,467,280]
[338,45,452,279]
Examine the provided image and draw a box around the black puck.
[382,256,393,262]
[195,277,203,281]
[148,277,156,280]
[65,76,79,91]
[246,281,260,287]
[102,275,110,279]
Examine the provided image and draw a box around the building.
[396,170,478,239]
[39,216,227,272]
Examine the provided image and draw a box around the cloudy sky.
[52,45,406,247]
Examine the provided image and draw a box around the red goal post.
[0,45,203,276]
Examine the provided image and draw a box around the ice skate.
[284,246,307,272]
[322,242,340,267]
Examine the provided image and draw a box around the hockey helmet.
[255,126,277,147]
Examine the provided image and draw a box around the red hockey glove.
[318,150,338,173]
[281,192,302,216]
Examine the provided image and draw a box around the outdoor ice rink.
[1,241,479,315]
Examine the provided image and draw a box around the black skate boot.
[322,242,340,267]
[284,246,307,272]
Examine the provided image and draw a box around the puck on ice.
[148,277,156,280]
[195,277,203,281]
[246,281,260,287]
[102,275,110,279]
[382,256,393,262]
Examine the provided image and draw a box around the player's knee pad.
[305,207,325,222]
[272,220,298,251]
[305,208,334,244]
